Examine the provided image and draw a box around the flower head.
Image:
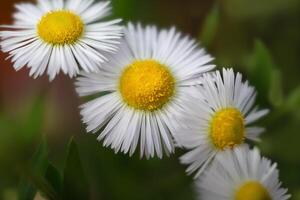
[196,145,291,200]
[0,0,122,80]
[76,23,215,158]
[175,68,269,177]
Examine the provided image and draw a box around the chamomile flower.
[175,68,269,177]
[0,0,122,80]
[196,145,291,200]
[76,23,215,158]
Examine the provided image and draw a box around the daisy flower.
[196,145,291,200]
[0,0,122,80]
[76,23,215,158]
[175,68,269,177]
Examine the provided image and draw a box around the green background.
[0,0,299,199]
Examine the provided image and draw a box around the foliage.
[0,0,299,199]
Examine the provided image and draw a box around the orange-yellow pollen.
[235,181,272,200]
[37,10,84,45]
[119,59,175,111]
[210,108,245,150]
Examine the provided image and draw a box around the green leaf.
[28,172,61,200]
[63,138,89,200]
[111,0,136,20]
[17,140,61,200]
[248,40,276,103]
[18,140,48,200]
[22,96,46,141]
[18,181,36,200]
[286,86,300,110]
[200,4,219,47]
[45,163,62,197]
[268,69,284,107]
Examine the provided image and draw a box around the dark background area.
[0,0,299,199]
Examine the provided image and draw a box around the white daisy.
[0,0,122,80]
[196,145,291,200]
[76,23,215,159]
[175,68,269,177]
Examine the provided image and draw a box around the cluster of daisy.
[0,0,291,199]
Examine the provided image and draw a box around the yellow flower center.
[37,10,84,45]
[119,59,175,111]
[210,108,245,150]
[235,181,272,200]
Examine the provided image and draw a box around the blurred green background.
[0,0,300,199]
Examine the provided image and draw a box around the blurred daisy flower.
[175,68,269,177]
[196,145,291,200]
[76,23,215,159]
[0,0,122,80]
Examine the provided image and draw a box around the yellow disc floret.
[210,108,245,150]
[235,181,272,200]
[37,10,84,45]
[119,59,175,111]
